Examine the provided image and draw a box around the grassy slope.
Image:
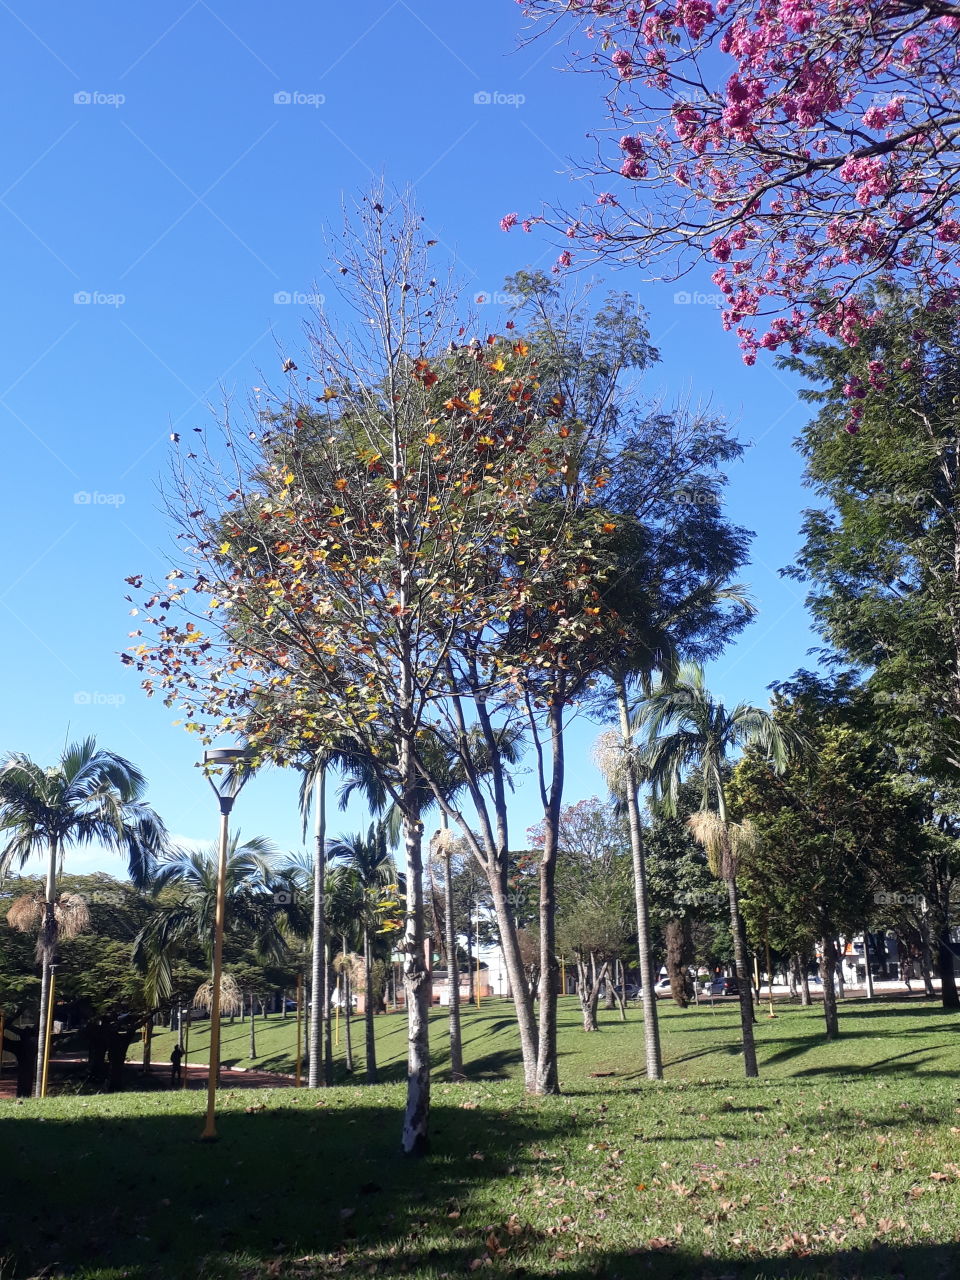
[3,998,959,1280]
[149,994,959,1087]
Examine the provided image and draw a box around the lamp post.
[200,747,251,1142]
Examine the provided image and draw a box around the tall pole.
[34,839,59,1099]
[182,1014,190,1090]
[475,906,481,1007]
[765,933,776,1018]
[40,968,56,1098]
[863,930,875,999]
[201,808,230,1142]
[295,970,303,1088]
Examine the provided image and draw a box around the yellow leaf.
[283,473,295,486]
[219,542,231,554]
[467,388,482,406]
[425,432,441,446]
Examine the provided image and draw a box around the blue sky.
[0,1,817,876]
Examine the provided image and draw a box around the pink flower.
[711,236,732,262]
[596,191,618,205]
[500,212,519,232]
[612,48,635,78]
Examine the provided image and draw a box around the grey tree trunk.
[726,874,759,1076]
[401,802,431,1155]
[33,839,59,1099]
[364,926,377,1083]
[343,960,354,1073]
[308,765,327,1088]
[249,993,257,1059]
[820,935,840,1039]
[443,844,464,1080]
[938,922,959,1009]
[486,866,540,1091]
[577,958,608,1031]
[800,957,811,1006]
[616,677,663,1080]
[534,704,564,1096]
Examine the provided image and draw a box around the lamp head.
[203,748,252,814]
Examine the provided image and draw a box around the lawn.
[2,997,959,1280]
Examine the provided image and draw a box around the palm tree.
[636,665,800,1078]
[327,823,397,1083]
[0,737,168,1097]
[133,833,296,1012]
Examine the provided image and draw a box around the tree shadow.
[3,1095,959,1280]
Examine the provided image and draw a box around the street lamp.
[200,747,251,1142]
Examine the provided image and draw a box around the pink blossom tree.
[512,0,960,376]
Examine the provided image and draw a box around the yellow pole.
[201,809,230,1141]
[295,971,303,1087]
[40,969,56,1098]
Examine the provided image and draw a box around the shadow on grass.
[4,1090,959,1280]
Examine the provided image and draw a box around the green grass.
[3,998,960,1280]
[149,993,960,1087]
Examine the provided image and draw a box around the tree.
[782,293,960,1003]
[515,1,960,372]
[133,834,298,1003]
[732,712,926,1037]
[638,665,802,1076]
[0,738,167,1097]
[128,187,625,1134]
[327,822,399,1084]
[548,799,634,1031]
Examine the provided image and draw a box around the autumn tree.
[126,191,625,1135]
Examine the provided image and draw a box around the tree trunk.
[800,958,811,1006]
[578,958,607,1031]
[820,935,840,1039]
[534,706,563,1096]
[443,844,464,1080]
[33,839,59,1098]
[938,923,959,1009]
[919,919,936,996]
[142,1020,153,1071]
[616,676,663,1080]
[323,946,334,1084]
[485,863,540,1091]
[465,919,474,1003]
[401,802,431,1156]
[308,764,328,1088]
[726,875,759,1076]
[249,994,257,1059]
[344,960,354,1073]
[665,918,689,1008]
[364,926,377,1084]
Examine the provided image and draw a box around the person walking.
[170,1043,184,1086]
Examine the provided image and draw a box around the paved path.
[0,1055,297,1100]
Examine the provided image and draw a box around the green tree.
[0,737,167,1097]
[732,716,926,1038]
[782,291,960,1006]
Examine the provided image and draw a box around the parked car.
[613,983,642,1001]
[709,976,739,996]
